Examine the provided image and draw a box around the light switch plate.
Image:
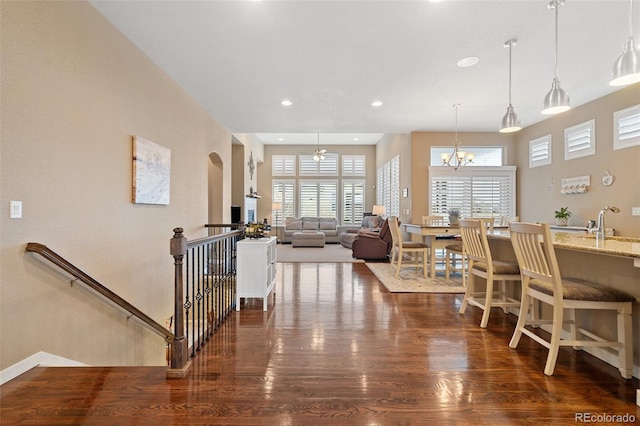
[632,207,640,216]
[10,201,22,219]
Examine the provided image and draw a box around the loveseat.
[282,217,343,244]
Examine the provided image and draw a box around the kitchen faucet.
[595,205,620,240]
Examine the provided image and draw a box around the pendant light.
[312,133,326,162]
[441,104,474,170]
[610,0,640,86]
[500,39,522,133]
[542,0,570,115]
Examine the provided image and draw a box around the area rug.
[365,262,465,293]
[276,243,364,263]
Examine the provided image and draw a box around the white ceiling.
[89,0,639,146]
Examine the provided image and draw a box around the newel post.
[169,227,190,374]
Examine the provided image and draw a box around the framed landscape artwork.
[132,136,171,205]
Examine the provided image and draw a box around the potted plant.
[448,208,461,225]
[554,207,571,226]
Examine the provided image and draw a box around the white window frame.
[272,179,296,220]
[529,135,552,168]
[272,155,296,176]
[342,179,365,225]
[342,155,366,176]
[298,180,338,218]
[564,119,595,160]
[376,155,400,217]
[613,104,640,150]
[430,146,505,166]
[299,153,339,176]
[429,166,516,220]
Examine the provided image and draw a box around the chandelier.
[441,104,474,170]
[312,133,326,162]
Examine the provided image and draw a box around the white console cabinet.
[236,236,277,311]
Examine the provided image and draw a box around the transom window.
[430,147,504,166]
[564,119,595,160]
[613,104,640,150]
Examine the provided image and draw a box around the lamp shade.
[500,104,522,133]
[542,77,570,115]
[610,37,640,86]
[372,205,386,216]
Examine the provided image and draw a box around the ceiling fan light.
[610,37,640,86]
[542,78,570,115]
[500,104,522,133]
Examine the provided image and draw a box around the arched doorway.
[208,152,223,224]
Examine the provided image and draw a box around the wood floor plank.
[1,262,638,425]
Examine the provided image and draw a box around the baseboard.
[0,351,87,385]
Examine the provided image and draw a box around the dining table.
[402,223,460,279]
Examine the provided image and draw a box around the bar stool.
[508,222,634,378]
[458,218,521,328]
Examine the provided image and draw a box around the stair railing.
[168,226,243,377]
[25,242,174,342]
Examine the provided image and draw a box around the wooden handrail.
[25,242,174,342]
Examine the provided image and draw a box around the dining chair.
[445,218,494,287]
[421,215,451,275]
[508,222,634,378]
[389,216,428,279]
[458,218,521,328]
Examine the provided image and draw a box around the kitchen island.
[485,228,640,399]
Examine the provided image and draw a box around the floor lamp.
[272,202,282,243]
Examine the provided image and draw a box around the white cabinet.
[236,236,277,311]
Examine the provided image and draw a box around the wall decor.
[132,136,171,205]
[601,170,615,186]
[248,151,255,181]
[560,175,590,195]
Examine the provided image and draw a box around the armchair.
[351,218,393,260]
[339,214,382,249]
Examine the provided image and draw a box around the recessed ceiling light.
[457,56,479,67]
[281,99,292,106]
[353,137,359,141]
[371,101,383,107]
[278,138,284,141]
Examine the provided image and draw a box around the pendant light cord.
[629,0,634,38]
[508,42,513,104]
[553,2,559,79]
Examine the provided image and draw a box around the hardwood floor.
[2,262,638,425]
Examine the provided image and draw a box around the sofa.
[282,217,343,243]
[351,218,393,260]
[339,215,383,249]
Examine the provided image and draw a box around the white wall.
[1,1,233,369]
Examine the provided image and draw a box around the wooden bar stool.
[458,218,521,328]
[508,222,635,378]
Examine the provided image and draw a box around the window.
[272,180,295,219]
[529,135,552,168]
[429,167,516,220]
[299,153,339,176]
[342,180,365,225]
[377,155,400,217]
[613,104,640,150]
[342,155,366,176]
[430,147,504,166]
[565,119,595,160]
[299,180,337,218]
[272,155,296,176]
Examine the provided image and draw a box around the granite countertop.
[488,229,640,259]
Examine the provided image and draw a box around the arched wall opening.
[208,152,224,224]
